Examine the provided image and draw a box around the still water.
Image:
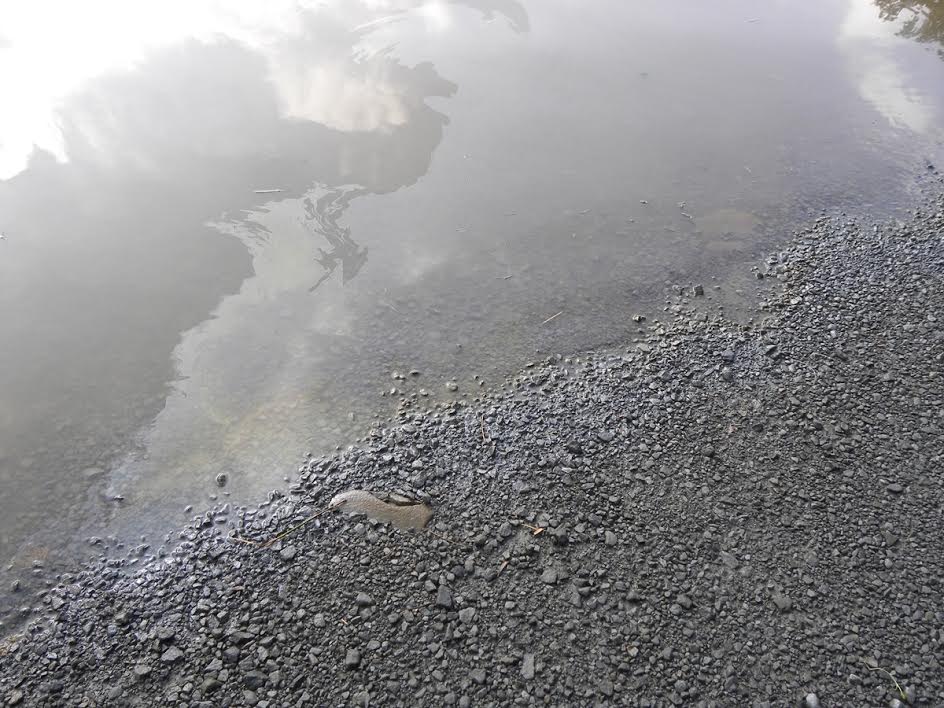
[1,0,942,619]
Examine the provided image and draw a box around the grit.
[1,192,943,708]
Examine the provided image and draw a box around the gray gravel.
[1,194,943,707]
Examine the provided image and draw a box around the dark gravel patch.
[1,195,943,707]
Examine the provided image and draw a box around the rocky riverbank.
[1,193,943,707]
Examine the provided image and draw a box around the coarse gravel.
[1,192,943,707]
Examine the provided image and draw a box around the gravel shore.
[1,193,943,707]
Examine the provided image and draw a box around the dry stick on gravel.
[228,535,262,547]
[861,660,907,701]
[231,498,457,548]
[541,310,563,325]
[478,414,497,457]
[229,502,342,548]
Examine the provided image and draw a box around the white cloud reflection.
[0,0,448,179]
[839,0,935,133]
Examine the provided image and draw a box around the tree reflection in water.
[874,0,944,56]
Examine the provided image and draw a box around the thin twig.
[262,507,332,547]
[860,661,906,701]
[229,504,337,548]
[228,535,262,546]
[542,311,563,325]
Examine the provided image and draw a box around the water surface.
[1,0,943,623]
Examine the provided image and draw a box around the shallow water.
[0,0,943,619]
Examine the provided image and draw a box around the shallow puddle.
[0,0,943,621]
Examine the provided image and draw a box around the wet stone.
[521,653,536,680]
[243,671,268,689]
[436,585,454,609]
[201,678,221,694]
[344,649,361,669]
[160,647,184,663]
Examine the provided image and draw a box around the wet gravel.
[1,194,943,707]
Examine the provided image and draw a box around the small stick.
[498,560,509,575]
[521,523,545,536]
[228,535,262,546]
[261,507,331,548]
[860,661,906,701]
[542,311,563,325]
[229,503,339,548]
[253,188,284,194]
